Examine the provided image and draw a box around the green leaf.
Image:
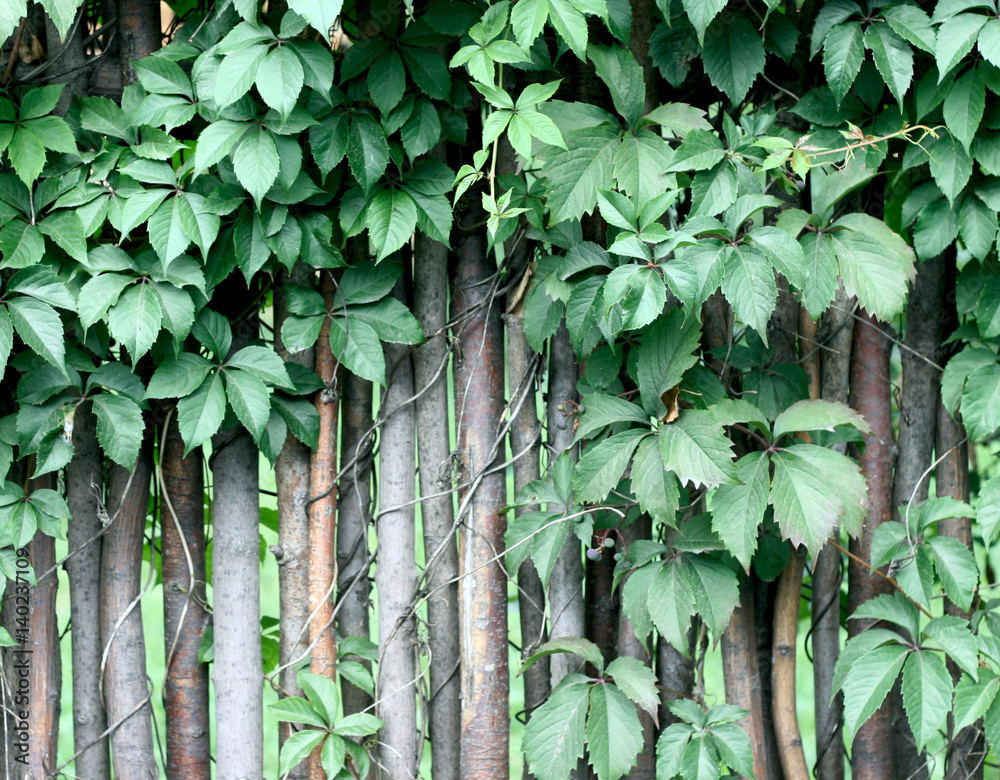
[666,129,724,173]
[347,114,389,195]
[400,46,451,101]
[709,723,754,776]
[177,372,226,452]
[548,0,589,58]
[711,451,769,570]
[901,648,952,750]
[511,0,549,49]
[924,615,979,679]
[288,0,343,35]
[851,592,920,640]
[309,111,349,178]
[773,399,871,439]
[195,120,250,173]
[269,697,328,728]
[959,193,998,260]
[0,221,45,269]
[7,125,46,185]
[573,429,648,502]
[233,127,280,203]
[961,362,1000,439]
[944,67,986,150]
[929,535,979,612]
[589,45,645,128]
[829,218,916,320]
[278,729,326,776]
[977,477,1000,544]
[980,18,1000,67]
[810,0,861,58]
[256,44,304,120]
[0,308,11,378]
[544,126,619,224]
[38,211,87,263]
[334,713,384,737]
[660,411,738,489]
[953,674,999,732]
[522,638,606,675]
[224,369,271,441]
[368,49,406,115]
[523,675,590,780]
[648,560,696,650]
[702,15,766,103]
[575,393,649,442]
[824,22,865,104]
[216,44,268,107]
[321,734,347,777]
[635,309,701,418]
[351,298,423,344]
[936,14,987,79]
[148,196,192,270]
[8,266,74,310]
[606,656,659,719]
[587,683,644,780]
[882,4,935,53]
[720,245,776,341]
[108,283,162,361]
[864,24,913,106]
[329,318,385,385]
[226,346,293,387]
[682,0,726,45]
[91,394,143,469]
[145,353,215,399]
[7,297,65,372]
[685,554,740,637]
[842,643,909,741]
[631,436,680,527]
[299,671,340,725]
[366,188,417,261]
[134,57,192,98]
[656,725,694,779]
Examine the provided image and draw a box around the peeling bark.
[848,310,898,780]
[102,457,158,779]
[453,219,509,779]
[161,413,210,780]
[65,403,110,778]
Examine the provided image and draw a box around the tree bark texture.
[43,6,89,115]
[453,221,509,779]
[618,516,655,780]
[211,312,264,780]
[274,262,316,775]
[413,231,461,780]
[161,413,210,780]
[117,0,160,84]
[375,311,419,780]
[721,578,772,778]
[65,403,110,778]
[101,457,158,779]
[772,545,808,780]
[546,323,584,688]
[337,370,374,718]
[848,310,899,780]
[25,474,59,779]
[504,309,550,732]
[813,281,855,780]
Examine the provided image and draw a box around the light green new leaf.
[177,372,226,453]
[953,674,999,732]
[660,411,738,489]
[936,14,987,79]
[606,656,659,719]
[977,477,1000,544]
[944,67,986,151]
[108,283,162,361]
[288,0,343,36]
[682,0,726,45]
[8,297,65,372]
[842,643,909,741]
[901,649,953,750]
[522,675,591,780]
[773,399,871,439]
[929,535,979,612]
[711,451,770,570]
[233,127,280,203]
[511,0,549,49]
[703,15,766,103]
[92,394,143,469]
[573,429,648,502]
[548,0,589,58]
[823,22,865,104]
[587,684,644,780]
